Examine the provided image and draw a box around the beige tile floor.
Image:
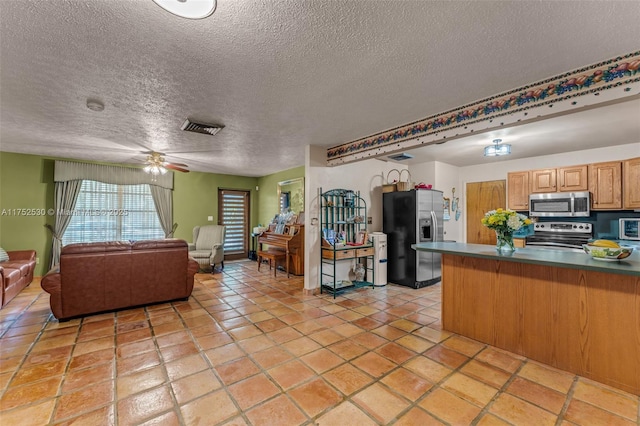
[1,260,639,425]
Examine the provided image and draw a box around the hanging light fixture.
[143,164,168,175]
[143,153,168,176]
[152,0,217,19]
[484,138,511,157]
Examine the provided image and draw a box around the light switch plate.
[207,216,214,222]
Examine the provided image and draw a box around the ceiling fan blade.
[165,163,190,173]
[164,161,188,167]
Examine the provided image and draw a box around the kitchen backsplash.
[533,211,640,239]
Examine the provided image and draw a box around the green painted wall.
[173,170,259,243]
[256,166,305,227]
[0,152,264,276]
[0,152,55,276]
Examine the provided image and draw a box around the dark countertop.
[412,242,640,277]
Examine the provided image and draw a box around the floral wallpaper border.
[327,51,640,162]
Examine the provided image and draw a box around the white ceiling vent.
[388,153,414,161]
[181,119,224,136]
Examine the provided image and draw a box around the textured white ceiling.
[1,1,639,176]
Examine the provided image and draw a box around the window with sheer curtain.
[62,180,164,245]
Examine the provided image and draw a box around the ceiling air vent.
[388,153,414,161]
[181,119,224,136]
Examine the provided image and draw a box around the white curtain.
[54,160,173,189]
[150,185,175,237]
[50,161,175,265]
[48,180,82,268]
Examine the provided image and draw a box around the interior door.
[466,180,506,245]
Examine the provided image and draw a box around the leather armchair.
[189,225,226,271]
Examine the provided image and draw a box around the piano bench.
[257,250,289,278]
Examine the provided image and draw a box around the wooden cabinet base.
[441,254,640,395]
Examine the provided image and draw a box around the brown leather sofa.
[0,250,37,308]
[42,239,199,320]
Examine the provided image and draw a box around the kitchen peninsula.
[412,242,640,395]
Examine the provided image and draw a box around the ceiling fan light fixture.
[143,154,168,176]
[144,164,162,175]
[152,0,216,19]
[145,164,167,175]
[142,151,189,175]
[484,139,511,157]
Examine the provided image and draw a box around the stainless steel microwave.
[619,218,640,241]
[529,191,590,217]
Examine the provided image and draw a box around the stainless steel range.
[525,222,593,251]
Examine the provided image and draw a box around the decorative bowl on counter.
[582,243,634,261]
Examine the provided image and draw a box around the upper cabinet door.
[589,162,622,210]
[623,157,640,209]
[507,171,530,211]
[558,165,588,192]
[531,168,557,193]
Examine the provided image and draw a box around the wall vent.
[181,119,224,136]
[388,153,414,161]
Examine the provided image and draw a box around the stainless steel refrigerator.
[382,189,443,288]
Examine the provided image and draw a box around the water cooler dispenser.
[369,232,387,287]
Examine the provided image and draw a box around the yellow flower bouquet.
[481,208,532,251]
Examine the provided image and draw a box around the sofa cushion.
[0,248,9,262]
[189,249,212,258]
[0,261,32,277]
[62,241,131,255]
[132,239,187,250]
[1,267,22,288]
[1,250,37,309]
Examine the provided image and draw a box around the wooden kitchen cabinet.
[558,165,588,192]
[507,171,530,211]
[589,161,622,210]
[510,157,637,209]
[623,157,640,209]
[530,168,557,193]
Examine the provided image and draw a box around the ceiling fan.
[143,152,189,175]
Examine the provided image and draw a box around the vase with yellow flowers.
[481,208,532,253]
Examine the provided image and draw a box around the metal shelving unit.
[319,188,374,298]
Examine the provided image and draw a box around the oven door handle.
[570,193,575,216]
[526,241,584,249]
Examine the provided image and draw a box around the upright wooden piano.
[258,224,304,276]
